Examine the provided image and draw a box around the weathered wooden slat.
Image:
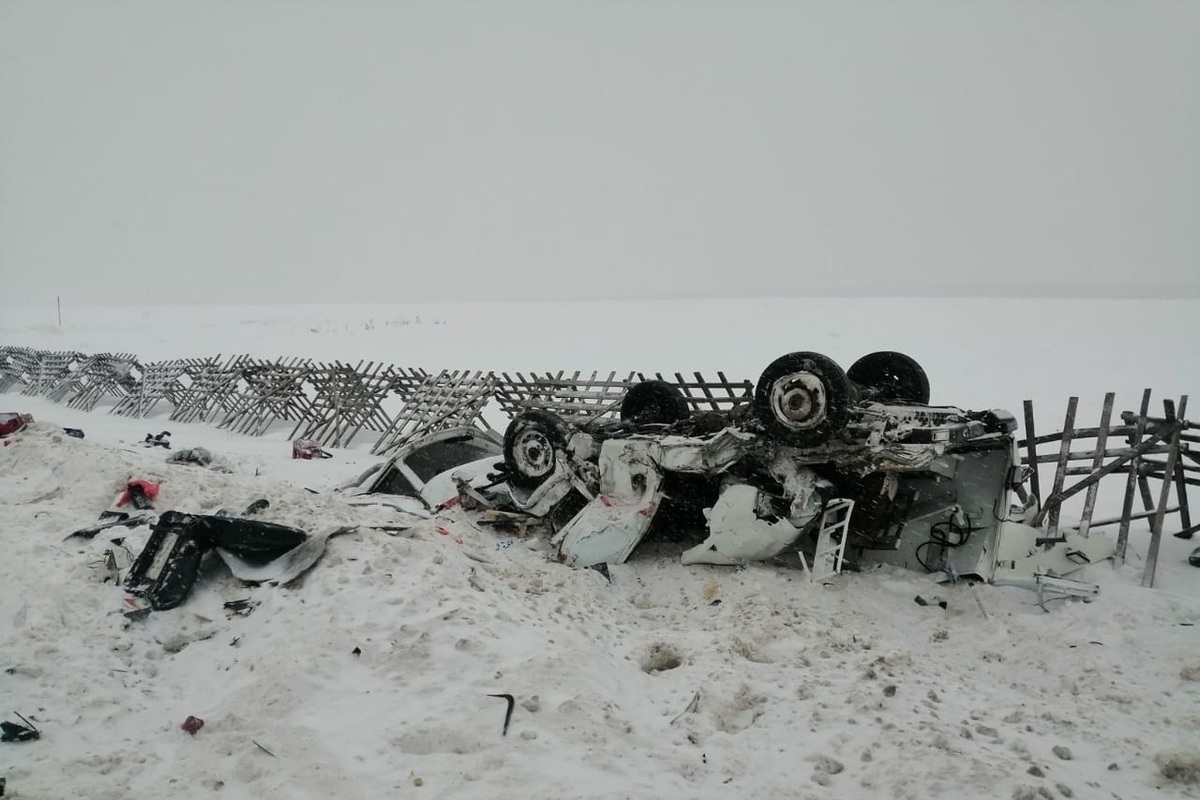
[1078,392,1115,537]
[1115,389,1153,564]
[1023,400,1041,506]
[1045,397,1078,538]
[1143,395,1187,588]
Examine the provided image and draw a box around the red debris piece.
[0,413,33,438]
[181,716,204,735]
[292,439,332,460]
[116,479,160,509]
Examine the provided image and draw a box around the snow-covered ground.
[2,298,1198,800]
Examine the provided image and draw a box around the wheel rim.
[513,428,555,478]
[769,372,827,431]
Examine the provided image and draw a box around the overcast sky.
[1,1,1196,306]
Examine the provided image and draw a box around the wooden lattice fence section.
[290,361,427,448]
[112,358,195,418]
[169,356,249,424]
[0,347,36,393]
[371,370,498,455]
[637,371,754,413]
[219,357,315,436]
[1020,391,1195,588]
[22,350,82,396]
[493,371,638,422]
[58,353,141,411]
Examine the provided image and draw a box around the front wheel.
[753,351,852,446]
[503,410,572,490]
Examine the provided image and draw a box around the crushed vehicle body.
[339,425,504,512]
[490,351,1115,585]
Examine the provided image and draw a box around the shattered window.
[372,465,419,496]
[403,438,500,482]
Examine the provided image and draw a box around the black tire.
[620,380,689,426]
[753,351,852,446]
[847,351,930,405]
[503,410,572,490]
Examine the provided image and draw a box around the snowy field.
[2,297,1199,800]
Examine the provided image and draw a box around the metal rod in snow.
[1142,395,1187,588]
[1045,397,1078,539]
[1079,393,1115,537]
[1115,389,1152,566]
[1023,400,1040,506]
[57,296,62,327]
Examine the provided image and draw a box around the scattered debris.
[166,447,231,472]
[0,712,39,742]
[116,479,160,510]
[914,595,948,609]
[124,511,318,610]
[62,427,85,439]
[181,716,204,735]
[1189,546,1200,568]
[252,739,277,758]
[223,599,258,617]
[0,413,32,437]
[670,691,701,724]
[352,647,362,657]
[292,439,332,460]
[588,563,612,583]
[143,431,172,449]
[64,511,155,541]
[487,693,515,736]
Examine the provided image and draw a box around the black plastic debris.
[352,646,362,657]
[487,693,515,736]
[125,511,308,611]
[0,712,39,743]
[143,431,172,449]
[1189,546,1200,568]
[64,511,155,541]
[62,427,85,439]
[588,563,612,583]
[223,599,257,617]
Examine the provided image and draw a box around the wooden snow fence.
[493,371,638,422]
[0,347,36,393]
[21,350,82,397]
[290,361,428,448]
[1020,391,1195,587]
[491,370,754,422]
[636,371,754,414]
[169,356,251,424]
[219,357,315,437]
[371,370,497,456]
[111,358,196,418]
[54,353,141,411]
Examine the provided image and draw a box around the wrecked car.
[492,350,1113,586]
[338,425,505,512]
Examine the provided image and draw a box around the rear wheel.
[753,351,852,446]
[847,351,930,404]
[620,380,689,426]
[503,410,571,490]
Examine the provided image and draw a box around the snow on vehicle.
[339,425,505,512]
[495,351,1115,586]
